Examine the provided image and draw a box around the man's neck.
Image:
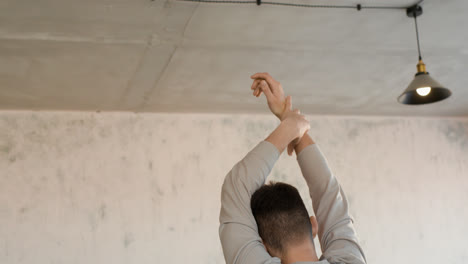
[282,239,319,264]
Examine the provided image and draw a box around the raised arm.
[219,99,310,264]
[251,72,366,263]
[295,134,367,264]
[219,140,280,264]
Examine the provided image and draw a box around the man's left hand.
[250,72,286,120]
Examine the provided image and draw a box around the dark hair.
[251,182,313,254]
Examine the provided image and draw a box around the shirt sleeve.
[219,141,281,264]
[297,144,367,264]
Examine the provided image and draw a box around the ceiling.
[0,0,467,116]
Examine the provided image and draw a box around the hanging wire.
[176,0,256,3]
[260,1,402,9]
[175,0,423,10]
[414,14,422,60]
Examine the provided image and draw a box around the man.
[219,73,366,264]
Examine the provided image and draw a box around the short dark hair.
[251,182,313,254]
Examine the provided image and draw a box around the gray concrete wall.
[1,111,467,264]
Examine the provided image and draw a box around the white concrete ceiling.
[0,0,467,116]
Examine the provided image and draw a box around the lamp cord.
[414,14,422,60]
[176,0,418,10]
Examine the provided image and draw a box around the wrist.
[279,119,300,141]
[294,133,315,155]
[276,103,287,121]
[278,111,287,121]
[275,113,283,120]
[265,121,298,153]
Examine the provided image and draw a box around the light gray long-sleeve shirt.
[219,141,366,264]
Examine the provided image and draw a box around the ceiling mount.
[406,4,423,17]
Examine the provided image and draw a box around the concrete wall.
[1,111,467,264]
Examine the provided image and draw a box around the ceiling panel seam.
[137,2,200,110]
[0,34,147,45]
[115,39,154,110]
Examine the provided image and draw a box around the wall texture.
[1,111,467,264]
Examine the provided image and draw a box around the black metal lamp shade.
[398,73,451,105]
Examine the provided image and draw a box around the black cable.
[262,1,404,10]
[259,2,357,9]
[414,14,422,60]
[177,0,255,3]
[176,0,419,10]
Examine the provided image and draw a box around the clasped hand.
[250,72,310,155]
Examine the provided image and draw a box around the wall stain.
[271,171,287,182]
[89,214,98,232]
[56,169,65,186]
[438,121,468,149]
[419,232,424,240]
[157,187,165,196]
[123,233,134,248]
[0,143,12,154]
[347,128,360,140]
[222,118,233,125]
[346,119,398,140]
[99,127,111,138]
[99,204,107,220]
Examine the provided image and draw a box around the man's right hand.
[281,97,310,155]
[265,96,310,154]
[282,96,315,156]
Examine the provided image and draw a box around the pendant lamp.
[398,5,452,105]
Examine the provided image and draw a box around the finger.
[253,87,262,97]
[293,109,300,114]
[251,79,261,90]
[259,80,273,99]
[251,72,273,80]
[251,79,263,97]
[255,87,263,97]
[288,143,294,156]
[285,96,292,111]
[251,72,282,95]
[252,79,271,98]
[250,72,276,89]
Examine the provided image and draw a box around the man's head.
[251,182,318,258]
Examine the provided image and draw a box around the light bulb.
[416,87,431,96]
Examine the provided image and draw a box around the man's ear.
[310,215,318,239]
[261,239,270,254]
[262,240,281,258]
